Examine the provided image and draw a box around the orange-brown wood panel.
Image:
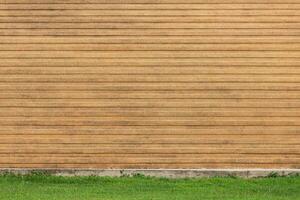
[0,0,299,169]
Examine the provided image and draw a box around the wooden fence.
[0,0,299,169]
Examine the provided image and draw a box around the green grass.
[0,173,299,200]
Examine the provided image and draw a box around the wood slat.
[1,51,300,58]
[2,10,300,16]
[0,126,299,135]
[1,29,300,36]
[3,23,300,29]
[1,83,300,91]
[1,99,300,108]
[1,108,300,117]
[0,117,300,126]
[1,0,300,4]
[1,74,300,82]
[1,116,300,126]
[0,134,299,144]
[1,58,300,67]
[2,16,300,23]
[2,4,300,10]
[2,43,300,51]
[1,144,300,154]
[0,36,299,44]
[2,91,300,99]
[1,66,300,75]
[0,163,297,169]
[0,155,299,164]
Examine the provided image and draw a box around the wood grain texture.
[0,1,299,169]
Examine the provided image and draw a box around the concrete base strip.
[0,169,299,178]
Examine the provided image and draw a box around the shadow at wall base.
[0,169,299,178]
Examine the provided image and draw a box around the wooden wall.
[0,0,299,169]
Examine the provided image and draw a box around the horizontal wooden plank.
[2,163,300,169]
[0,83,300,91]
[3,23,300,29]
[2,150,300,155]
[2,43,300,51]
[0,134,299,144]
[3,153,300,158]
[1,116,300,126]
[1,144,300,154]
[0,143,298,149]
[0,74,300,83]
[3,74,299,82]
[1,36,300,44]
[1,0,300,4]
[2,16,300,23]
[2,91,300,99]
[0,157,296,170]
[0,126,299,135]
[1,58,300,67]
[2,10,300,16]
[2,4,300,10]
[0,155,299,165]
[0,163,297,169]
[1,108,300,117]
[2,99,300,108]
[1,51,300,58]
[0,158,298,169]
[1,66,300,75]
[1,29,300,36]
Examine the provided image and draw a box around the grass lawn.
[0,173,299,200]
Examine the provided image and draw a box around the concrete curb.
[0,169,299,178]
